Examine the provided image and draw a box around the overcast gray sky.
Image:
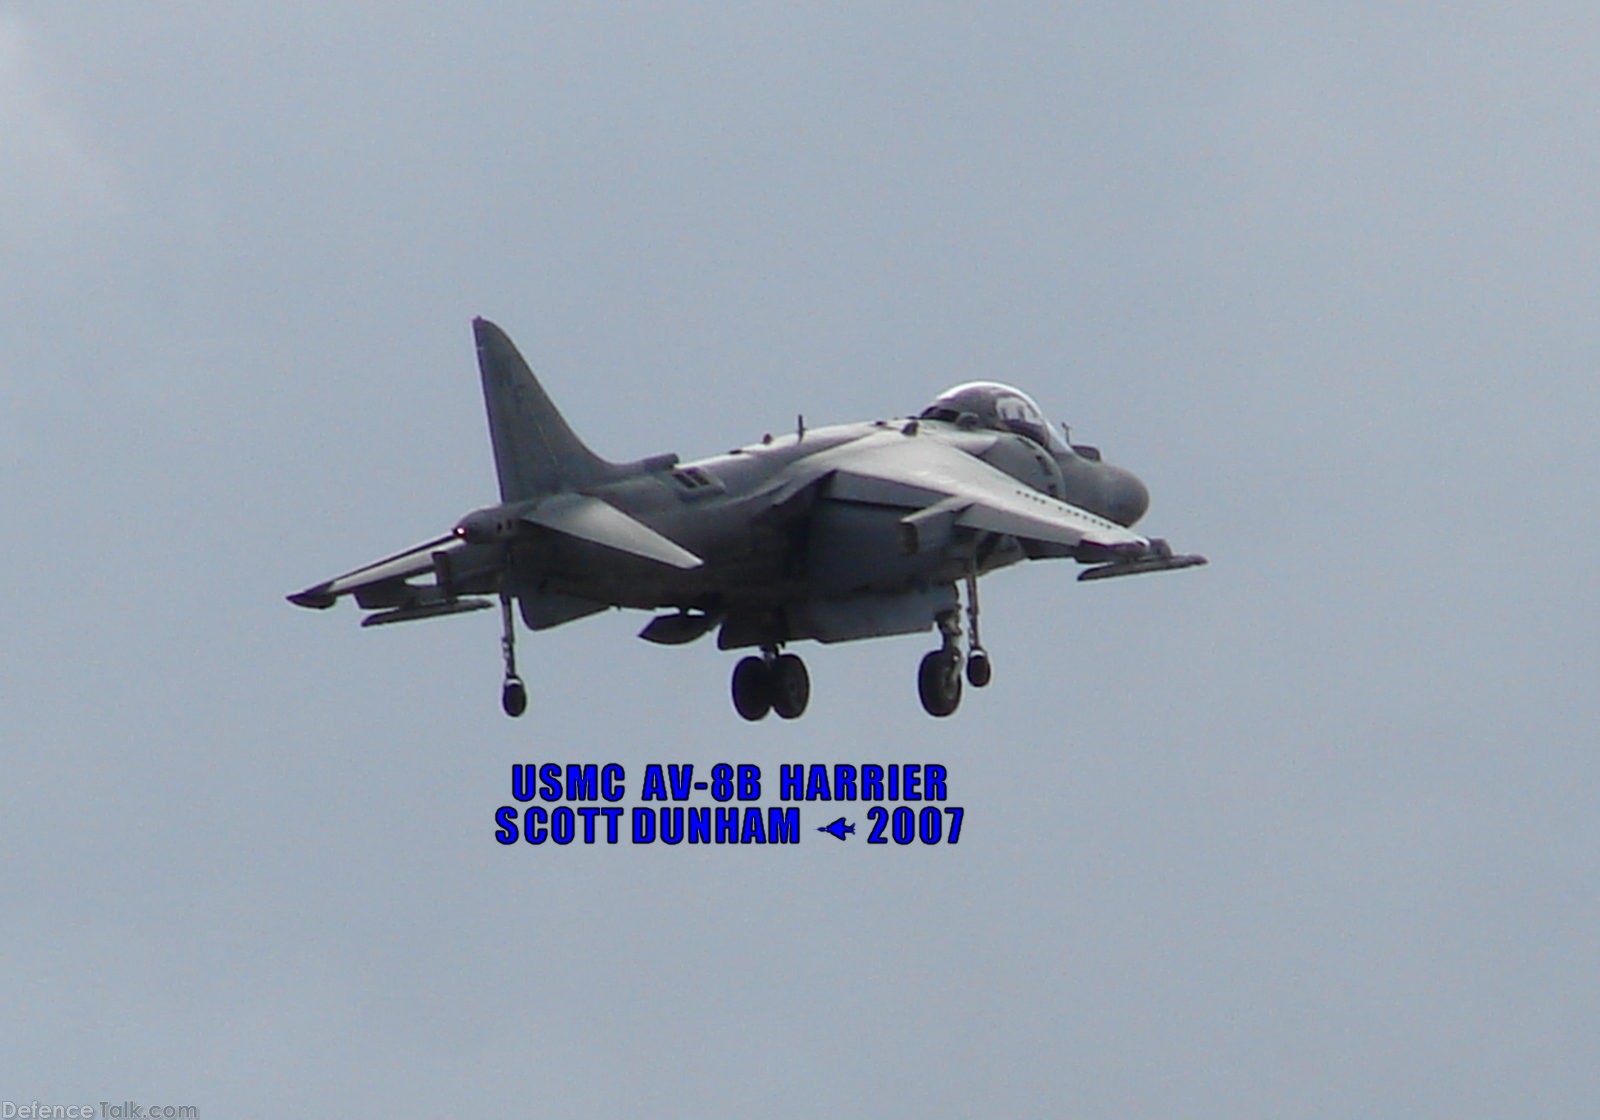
[6,4,1599,1117]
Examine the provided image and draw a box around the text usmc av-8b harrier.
[289,320,1204,719]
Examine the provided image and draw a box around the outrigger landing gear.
[499,591,527,717]
[731,646,810,721]
[964,570,993,689]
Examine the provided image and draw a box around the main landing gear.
[731,647,810,721]
[499,591,527,717]
[725,574,996,721]
[916,572,993,718]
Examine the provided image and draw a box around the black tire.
[966,651,992,688]
[502,678,528,718]
[917,649,963,717]
[731,656,773,721]
[770,653,811,719]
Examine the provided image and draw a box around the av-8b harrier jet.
[289,320,1204,719]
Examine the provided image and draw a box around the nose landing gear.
[918,610,965,717]
[917,572,994,717]
[918,645,964,717]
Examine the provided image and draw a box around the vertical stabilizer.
[474,318,617,501]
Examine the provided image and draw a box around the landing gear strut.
[499,591,527,717]
[964,570,993,688]
[917,574,995,717]
[731,647,810,721]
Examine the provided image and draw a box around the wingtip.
[287,587,337,609]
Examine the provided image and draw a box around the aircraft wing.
[821,432,1150,553]
[286,533,501,614]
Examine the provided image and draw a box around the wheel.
[966,650,992,688]
[770,653,810,719]
[502,678,528,718]
[731,656,773,721]
[917,649,963,717]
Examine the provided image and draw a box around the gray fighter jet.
[288,319,1205,719]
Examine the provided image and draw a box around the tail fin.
[474,318,618,501]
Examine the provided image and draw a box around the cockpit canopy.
[918,381,1069,453]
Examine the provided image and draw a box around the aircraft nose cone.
[1107,468,1150,526]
